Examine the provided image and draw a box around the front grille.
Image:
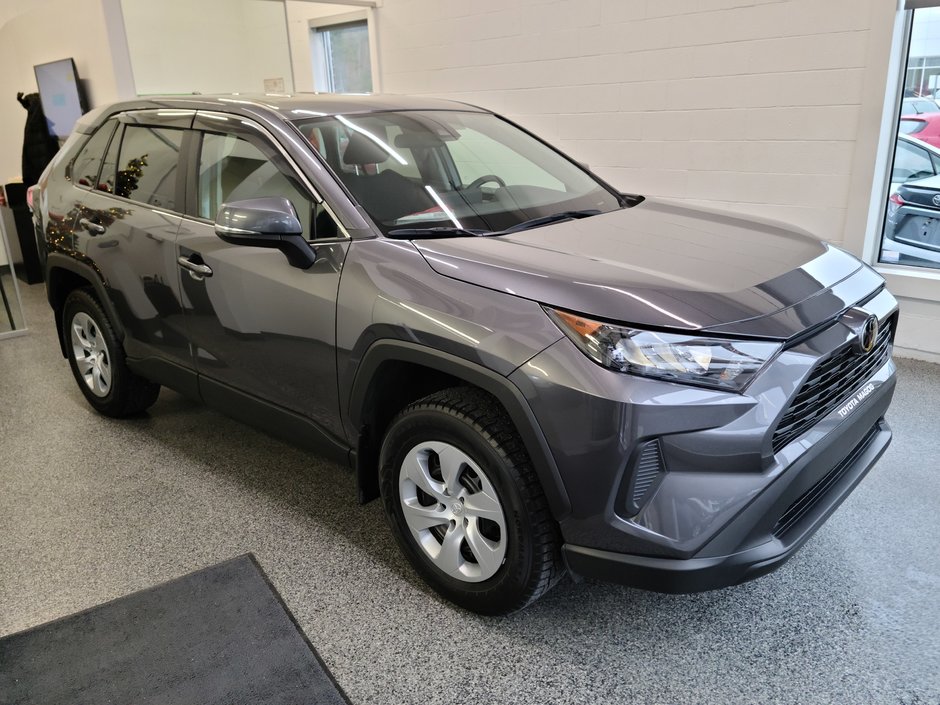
[772,424,880,539]
[772,317,893,453]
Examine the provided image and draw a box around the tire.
[62,288,160,417]
[379,386,564,615]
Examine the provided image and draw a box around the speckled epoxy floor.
[1,282,938,705]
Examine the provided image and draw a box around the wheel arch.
[46,253,124,357]
[347,340,571,520]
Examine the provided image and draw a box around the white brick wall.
[372,0,893,245]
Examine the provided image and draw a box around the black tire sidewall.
[380,407,539,612]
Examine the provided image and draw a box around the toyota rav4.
[31,94,897,614]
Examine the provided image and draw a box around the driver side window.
[198,132,338,239]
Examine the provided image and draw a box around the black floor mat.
[0,555,351,705]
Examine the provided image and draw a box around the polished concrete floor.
[1,282,938,705]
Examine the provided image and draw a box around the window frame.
[309,9,380,94]
[861,5,940,303]
[65,109,195,218]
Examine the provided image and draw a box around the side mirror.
[214,197,316,269]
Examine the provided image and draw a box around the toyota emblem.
[932,194,940,207]
[859,315,878,354]
[840,307,880,355]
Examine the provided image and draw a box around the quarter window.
[71,120,117,190]
[97,124,123,195]
[116,125,184,209]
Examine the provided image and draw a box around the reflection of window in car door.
[198,132,338,239]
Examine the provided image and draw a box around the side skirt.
[127,356,352,468]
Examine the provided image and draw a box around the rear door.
[175,111,350,442]
[71,109,194,371]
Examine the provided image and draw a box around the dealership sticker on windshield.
[837,383,876,419]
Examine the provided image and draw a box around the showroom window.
[880,6,940,270]
[311,19,373,93]
[116,126,183,210]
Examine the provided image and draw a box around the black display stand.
[2,183,42,284]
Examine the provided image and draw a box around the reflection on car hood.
[415,199,869,339]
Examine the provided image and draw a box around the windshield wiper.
[499,209,601,234]
[386,226,492,240]
[385,209,602,240]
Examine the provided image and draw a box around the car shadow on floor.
[116,387,871,628]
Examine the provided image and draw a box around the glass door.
[880,7,940,270]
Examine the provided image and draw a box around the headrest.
[342,130,391,166]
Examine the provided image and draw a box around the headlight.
[545,307,781,392]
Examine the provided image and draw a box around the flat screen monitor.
[34,58,89,139]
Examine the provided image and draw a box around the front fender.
[348,340,572,520]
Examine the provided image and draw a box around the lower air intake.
[627,439,665,514]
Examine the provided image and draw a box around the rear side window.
[71,120,117,189]
[116,125,184,210]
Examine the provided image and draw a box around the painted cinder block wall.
[374,0,889,245]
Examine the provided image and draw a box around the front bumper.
[563,416,891,593]
[509,286,898,592]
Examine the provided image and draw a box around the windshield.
[292,110,623,235]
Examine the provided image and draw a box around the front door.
[176,114,349,442]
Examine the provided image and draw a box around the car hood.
[415,199,873,339]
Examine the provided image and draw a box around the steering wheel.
[465,174,506,191]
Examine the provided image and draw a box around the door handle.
[79,218,106,235]
[177,256,213,280]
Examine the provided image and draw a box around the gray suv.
[32,94,897,614]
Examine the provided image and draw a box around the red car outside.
[900,113,940,148]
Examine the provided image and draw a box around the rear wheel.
[380,387,563,614]
[62,289,160,417]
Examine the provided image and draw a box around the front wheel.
[380,387,563,615]
[62,288,160,417]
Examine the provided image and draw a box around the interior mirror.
[214,197,316,269]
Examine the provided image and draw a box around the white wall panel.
[0,0,121,185]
